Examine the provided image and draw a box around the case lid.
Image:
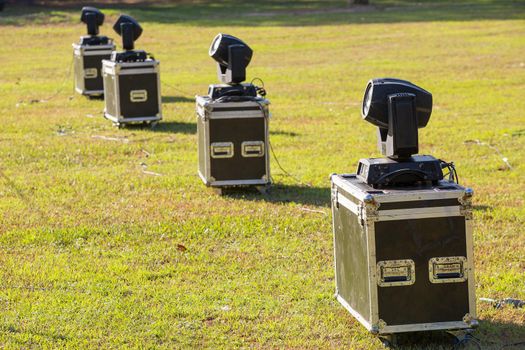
[331,173,470,204]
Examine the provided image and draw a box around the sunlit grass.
[0,1,524,349]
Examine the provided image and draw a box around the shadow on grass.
[152,121,196,134]
[87,95,104,101]
[270,130,299,137]
[162,95,194,104]
[2,1,524,27]
[222,183,331,207]
[473,204,491,212]
[387,319,525,349]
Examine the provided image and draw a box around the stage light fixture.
[357,78,444,186]
[81,7,105,37]
[209,33,253,85]
[113,14,143,51]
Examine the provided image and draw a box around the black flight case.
[330,173,477,336]
[196,86,271,194]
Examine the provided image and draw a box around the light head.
[209,33,253,84]
[361,78,433,159]
[81,7,105,36]
[113,14,143,51]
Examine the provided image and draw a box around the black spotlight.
[113,14,143,51]
[362,78,433,159]
[73,7,115,96]
[209,33,253,85]
[78,7,110,46]
[81,7,105,37]
[357,78,445,187]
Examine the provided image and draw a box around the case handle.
[210,142,234,159]
[130,90,148,102]
[429,256,467,283]
[84,68,98,79]
[377,259,415,287]
[241,141,265,157]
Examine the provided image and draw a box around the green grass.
[1,1,524,348]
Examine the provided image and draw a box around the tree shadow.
[162,95,194,104]
[152,121,196,134]
[221,183,331,207]
[2,1,524,27]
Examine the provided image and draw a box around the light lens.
[209,34,222,56]
[363,82,373,117]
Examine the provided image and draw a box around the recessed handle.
[210,142,234,159]
[429,256,467,283]
[130,90,148,102]
[84,68,98,79]
[377,259,415,287]
[241,141,265,157]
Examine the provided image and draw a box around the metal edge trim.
[81,50,114,57]
[337,193,359,215]
[331,175,370,202]
[381,321,473,334]
[210,179,270,186]
[331,182,339,304]
[118,116,162,122]
[114,70,121,119]
[204,113,266,120]
[265,115,271,183]
[378,206,461,217]
[75,54,85,91]
[104,114,118,123]
[366,221,379,327]
[204,114,211,179]
[156,69,162,119]
[331,175,465,204]
[82,90,104,95]
[72,43,115,50]
[198,171,210,186]
[117,68,158,76]
[465,219,477,318]
[373,191,463,203]
[336,295,373,331]
[375,206,461,221]
[113,60,158,68]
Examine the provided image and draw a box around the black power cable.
[251,77,266,97]
[440,160,459,184]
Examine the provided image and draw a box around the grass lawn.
[0,0,524,348]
